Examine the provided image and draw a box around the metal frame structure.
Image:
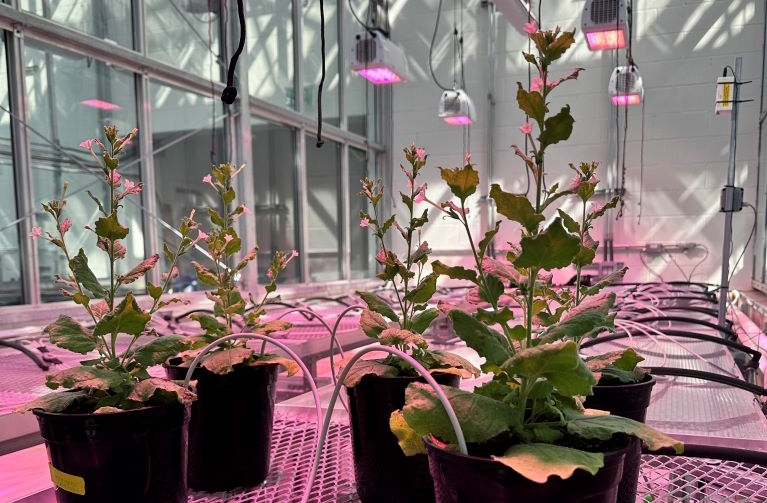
[0,0,388,312]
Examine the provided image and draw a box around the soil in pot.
[424,436,630,503]
[165,359,279,492]
[584,375,656,503]
[34,401,188,503]
[346,372,460,503]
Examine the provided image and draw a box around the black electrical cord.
[429,0,451,91]
[221,0,245,104]
[316,0,327,148]
[728,202,757,285]
[348,0,377,32]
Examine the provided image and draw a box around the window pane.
[251,118,300,283]
[21,0,134,49]
[25,43,142,302]
[145,0,223,80]
[150,81,226,292]
[248,1,294,110]
[0,35,20,305]
[349,147,374,279]
[345,1,373,136]
[305,137,341,281]
[302,0,339,125]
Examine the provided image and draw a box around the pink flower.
[122,179,142,195]
[196,229,208,241]
[58,218,72,235]
[79,139,95,149]
[162,266,180,281]
[107,170,121,187]
[414,184,427,204]
[29,226,43,240]
[266,269,274,279]
[360,217,370,227]
[223,234,234,243]
[400,164,414,183]
[241,204,251,214]
[568,175,582,192]
[202,174,215,187]
[531,76,544,92]
[591,203,604,214]
[588,175,599,185]
[188,208,196,221]
[375,248,387,265]
[445,201,469,216]
[524,20,538,34]
[519,122,533,135]
[416,148,426,161]
[283,250,299,268]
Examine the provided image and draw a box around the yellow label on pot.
[49,463,85,495]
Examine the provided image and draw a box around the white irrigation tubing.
[308,346,468,497]
[627,290,660,306]
[276,308,346,361]
[617,299,668,318]
[614,320,669,368]
[327,305,365,412]
[616,319,741,378]
[182,333,323,503]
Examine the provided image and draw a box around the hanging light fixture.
[351,32,409,85]
[438,88,475,125]
[582,0,629,51]
[609,65,643,105]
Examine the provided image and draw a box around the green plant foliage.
[494,443,604,483]
[514,218,581,270]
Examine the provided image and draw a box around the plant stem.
[575,200,586,306]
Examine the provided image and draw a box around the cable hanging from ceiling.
[434,0,474,126]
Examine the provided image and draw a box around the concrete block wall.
[388,0,763,289]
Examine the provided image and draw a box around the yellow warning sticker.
[49,463,86,495]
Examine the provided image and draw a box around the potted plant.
[16,126,197,503]
[345,146,480,503]
[389,24,682,503]
[163,162,300,492]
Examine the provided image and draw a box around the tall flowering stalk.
[19,126,196,413]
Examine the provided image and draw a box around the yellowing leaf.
[343,359,399,387]
[493,443,604,483]
[201,347,254,374]
[256,355,300,376]
[390,410,426,456]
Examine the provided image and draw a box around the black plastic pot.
[424,436,629,503]
[34,401,188,503]
[346,372,460,503]
[584,375,656,503]
[165,359,279,492]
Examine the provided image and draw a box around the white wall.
[389,0,763,289]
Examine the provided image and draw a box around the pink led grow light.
[585,30,626,51]
[611,94,641,106]
[354,66,403,85]
[80,99,121,111]
[443,115,473,125]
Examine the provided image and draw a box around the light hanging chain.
[316,0,327,148]
[221,0,245,104]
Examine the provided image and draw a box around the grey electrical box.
[720,185,744,212]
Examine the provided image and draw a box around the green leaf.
[390,410,426,456]
[93,292,151,337]
[431,350,480,378]
[147,282,163,300]
[73,293,89,306]
[357,291,399,322]
[252,354,301,376]
[447,310,511,366]
[494,443,604,484]
[557,210,580,233]
[343,359,399,387]
[380,215,396,235]
[539,105,575,151]
[223,233,241,255]
[517,84,547,125]
[235,247,258,272]
[201,347,254,374]
[128,377,196,406]
[403,273,438,303]
[403,382,517,444]
[490,184,544,234]
[15,390,89,413]
[359,308,389,338]
[475,307,515,326]
[222,187,236,205]
[94,212,129,240]
[514,218,581,271]
[432,260,477,282]
[163,243,174,264]
[44,315,97,354]
[482,274,505,305]
[573,246,597,268]
[583,267,628,297]
[190,313,227,336]
[192,261,219,286]
[253,319,293,335]
[545,29,576,62]
[502,341,596,396]
[132,336,192,367]
[69,249,108,299]
[539,294,616,343]
[85,190,107,215]
[567,415,683,454]
[46,367,126,391]
[440,165,480,201]
[479,221,501,258]
[611,347,644,371]
[411,308,439,334]
[208,208,226,227]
